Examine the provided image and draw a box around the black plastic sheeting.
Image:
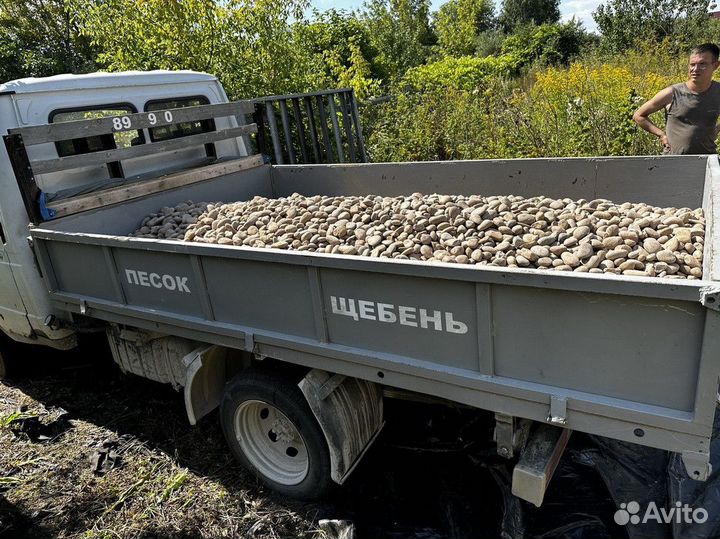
[315,397,720,538]
[534,405,720,539]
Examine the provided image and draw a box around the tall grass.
[362,41,691,161]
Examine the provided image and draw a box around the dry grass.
[0,342,624,539]
[0,356,320,539]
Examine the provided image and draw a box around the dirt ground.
[0,337,624,539]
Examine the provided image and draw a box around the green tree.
[220,0,325,97]
[324,37,382,99]
[361,0,436,82]
[70,0,324,99]
[593,0,713,53]
[435,0,495,56]
[70,0,223,72]
[0,0,96,82]
[296,10,382,81]
[498,0,560,33]
[475,29,506,56]
[501,21,590,66]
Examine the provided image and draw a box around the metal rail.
[252,89,367,165]
[3,99,259,223]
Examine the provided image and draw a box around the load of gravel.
[131,193,705,279]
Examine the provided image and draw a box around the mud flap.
[183,345,229,425]
[299,369,384,484]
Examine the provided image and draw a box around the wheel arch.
[185,347,384,488]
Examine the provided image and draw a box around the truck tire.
[220,367,333,500]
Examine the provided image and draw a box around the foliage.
[528,60,677,155]
[401,56,511,92]
[297,9,380,77]
[198,0,327,98]
[295,9,381,99]
[475,29,506,57]
[0,411,35,429]
[593,0,718,53]
[401,23,588,93]
[501,21,590,66]
[324,37,382,99]
[362,87,488,161]
[0,0,707,165]
[498,0,560,33]
[361,0,436,83]
[69,0,224,72]
[435,0,495,57]
[364,44,686,161]
[0,0,95,82]
[70,0,325,99]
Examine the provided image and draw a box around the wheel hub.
[270,416,297,443]
[234,400,309,485]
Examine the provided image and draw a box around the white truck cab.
[0,70,247,348]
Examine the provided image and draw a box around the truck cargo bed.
[29,155,720,479]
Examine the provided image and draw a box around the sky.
[308,0,602,33]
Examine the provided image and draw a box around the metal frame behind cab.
[3,133,42,224]
[2,100,257,224]
[252,89,367,165]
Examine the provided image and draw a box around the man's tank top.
[666,81,720,154]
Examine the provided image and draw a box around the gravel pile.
[131,193,706,279]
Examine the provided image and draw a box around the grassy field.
[0,346,318,539]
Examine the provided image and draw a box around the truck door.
[0,214,33,337]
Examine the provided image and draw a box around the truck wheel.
[220,368,333,500]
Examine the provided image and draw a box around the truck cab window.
[145,97,214,142]
[146,96,216,158]
[51,105,143,178]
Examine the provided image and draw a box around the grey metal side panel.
[202,257,317,337]
[594,157,706,207]
[270,156,708,209]
[321,269,479,371]
[271,159,597,201]
[45,241,116,301]
[114,250,206,317]
[492,286,703,411]
[30,230,714,435]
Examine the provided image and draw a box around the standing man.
[633,43,720,154]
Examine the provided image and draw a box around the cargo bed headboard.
[3,100,261,224]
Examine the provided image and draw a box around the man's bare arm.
[633,87,674,149]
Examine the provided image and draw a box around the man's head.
[688,43,720,85]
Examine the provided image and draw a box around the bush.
[364,45,686,161]
[475,29,506,57]
[500,22,589,67]
[398,22,591,94]
[400,55,513,92]
[528,61,676,155]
